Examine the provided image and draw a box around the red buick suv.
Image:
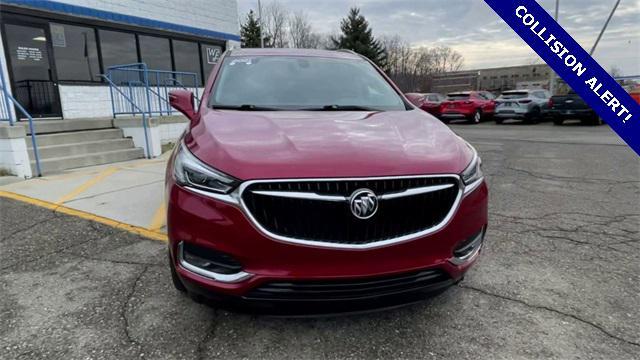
[166,49,488,314]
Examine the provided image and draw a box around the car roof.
[228,48,363,60]
[448,91,473,95]
[503,89,532,93]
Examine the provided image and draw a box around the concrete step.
[22,118,114,135]
[32,148,145,174]
[28,128,125,147]
[28,138,136,160]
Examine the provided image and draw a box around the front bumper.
[166,176,488,312]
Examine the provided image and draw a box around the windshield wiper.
[304,105,381,111]
[213,104,282,111]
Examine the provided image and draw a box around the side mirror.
[169,90,197,121]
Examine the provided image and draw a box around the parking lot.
[1,122,638,360]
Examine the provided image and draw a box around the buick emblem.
[349,189,378,219]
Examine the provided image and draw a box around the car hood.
[185,108,473,180]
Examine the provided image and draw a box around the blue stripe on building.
[2,0,241,42]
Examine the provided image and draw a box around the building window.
[139,35,173,85]
[99,30,138,69]
[139,35,172,71]
[50,23,101,82]
[200,44,223,81]
[172,40,202,86]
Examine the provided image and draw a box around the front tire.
[553,117,564,126]
[589,114,603,126]
[525,107,541,124]
[495,118,504,124]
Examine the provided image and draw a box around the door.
[2,22,62,118]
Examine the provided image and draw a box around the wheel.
[553,118,564,125]
[440,117,450,124]
[169,252,187,293]
[590,114,603,126]
[525,107,541,124]
[470,109,482,124]
[495,118,504,125]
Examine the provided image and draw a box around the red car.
[405,92,446,117]
[440,91,496,124]
[166,49,488,314]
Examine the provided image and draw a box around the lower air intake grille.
[245,269,452,301]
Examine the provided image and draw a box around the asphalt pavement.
[1,122,638,360]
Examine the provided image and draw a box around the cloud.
[237,0,640,75]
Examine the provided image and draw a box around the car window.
[427,95,438,102]
[482,92,496,100]
[499,91,528,99]
[210,56,407,111]
[447,93,470,100]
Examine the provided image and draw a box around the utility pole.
[590,0,621,56]
[549,0,560,95]
[258,0,264,48]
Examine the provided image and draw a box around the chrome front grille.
[239,176,461,248]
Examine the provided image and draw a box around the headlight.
[461,143,483,185]
[173,142,239,194]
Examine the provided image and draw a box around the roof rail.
[336,49,359,56]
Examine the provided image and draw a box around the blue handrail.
[100,74,151,158]
[0,66,42,177]
[105,63,199,118]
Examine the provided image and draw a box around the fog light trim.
[449,229,484,266]
[178,242,252,283]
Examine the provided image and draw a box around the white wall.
[55,0,240,36]
[59,86,113,119]
[159,122,188,144]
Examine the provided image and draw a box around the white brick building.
[0,0,240,119]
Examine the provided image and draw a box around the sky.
[237,0,640,76]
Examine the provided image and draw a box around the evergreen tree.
[331,8,387,69]
[241,10,263,48]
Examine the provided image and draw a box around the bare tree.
[289,11,321,48]
[429,46,464,73]
[609,65,622,78]
[263,1,289,48]
[381,36,464,92]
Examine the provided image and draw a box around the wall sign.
[205,46,222,64]
[50,24,66,47]
[16,46,42,61]
[484,0,640,156]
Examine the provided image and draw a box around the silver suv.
[494,89,550,124]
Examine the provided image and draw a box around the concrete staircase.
[25,119,145,174]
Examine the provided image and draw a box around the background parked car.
[405,92,446,117]
[494,89,550,124]
[440,91,496,124]
[548,91,603,126]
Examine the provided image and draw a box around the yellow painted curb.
[0,190,168,242]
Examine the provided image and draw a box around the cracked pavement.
[0,122,638,359]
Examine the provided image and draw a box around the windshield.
[209,56,407,111]
[499,92,528,99]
